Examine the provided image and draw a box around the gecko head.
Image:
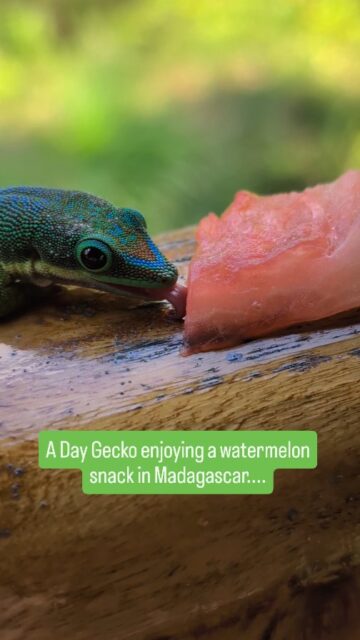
[72,207,178,299]
[31,190,179,303]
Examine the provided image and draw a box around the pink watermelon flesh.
[184,170,360,354]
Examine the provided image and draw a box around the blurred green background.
[0,0,359,233]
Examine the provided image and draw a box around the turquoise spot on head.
[121,209,147,229]
[109,224,125,238]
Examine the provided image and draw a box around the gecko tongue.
[145,283,188,319]
[106,281,188,318]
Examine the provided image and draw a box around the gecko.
[0,186,186,319]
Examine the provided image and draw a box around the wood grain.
[0,226,359,640]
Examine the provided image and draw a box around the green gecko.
[0,186,183,319]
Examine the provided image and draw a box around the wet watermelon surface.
[184,170,360,354]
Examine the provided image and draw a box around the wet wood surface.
[0,226,359,639]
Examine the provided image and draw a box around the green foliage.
[0,0,359,232]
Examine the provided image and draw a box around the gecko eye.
[76,239,112,273]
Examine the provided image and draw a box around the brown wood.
[0,226,359,640]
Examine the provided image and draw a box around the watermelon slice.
[184,170,360,354]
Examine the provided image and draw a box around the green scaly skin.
[0,186,178,318]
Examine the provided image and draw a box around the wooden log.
[0,226,359,639]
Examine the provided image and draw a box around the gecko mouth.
[27,268,188,319]
[104,282,188,319]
